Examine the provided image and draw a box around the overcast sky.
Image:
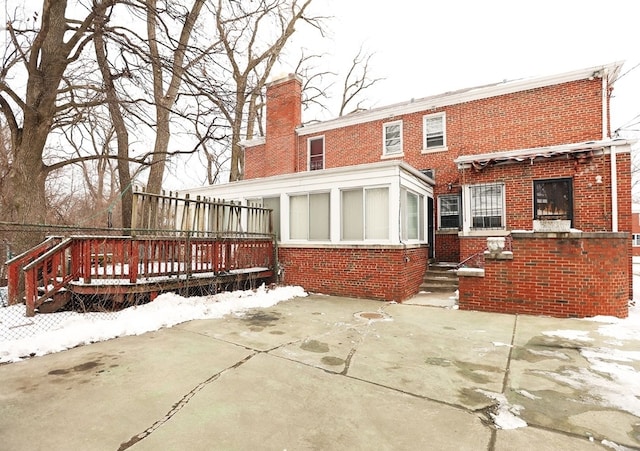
[295,0,640,135]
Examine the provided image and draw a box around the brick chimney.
[264,74,302,176]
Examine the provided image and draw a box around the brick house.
[183,62,635,317]
[633,204,640,257]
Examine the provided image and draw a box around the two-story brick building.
[183,62,635,317]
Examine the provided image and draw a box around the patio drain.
[354,311,391,322]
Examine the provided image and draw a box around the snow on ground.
[476,389,528,430]
[0,285,306,363]
[535,302,640,418]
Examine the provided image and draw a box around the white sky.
[296,0,640,135]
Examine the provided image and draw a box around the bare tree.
[93,6,134,228]
[0,0,119,251]
[188,0,322,182]
[338,46,384,117]
[142,0,209,195]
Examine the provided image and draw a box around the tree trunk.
[94,16,133,229]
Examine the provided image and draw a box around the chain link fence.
[0,222,274,342]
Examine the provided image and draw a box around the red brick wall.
[278,245,428,302]
[248,78,604,188]
[294,79,604,180]
[458,232,629,318]
[244,143,266,180]
[436,232,460,262]
[246,75,302,179]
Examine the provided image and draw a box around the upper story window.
[308,136,324,171]
[438,194,461,229]
[423,112,446,151]
[469,183,504,229]
[633,234,640,247]
[290,192,330,240]
[534,178,573,223]
[383,121,403,156]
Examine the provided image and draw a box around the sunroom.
[180,160,434,301]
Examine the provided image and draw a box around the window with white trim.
[289,192,330,240]
[308,136,324,171]
[341,187,389,240]
[469,183,504,229]
[401,189,424,241]
[633,234,640,247]
[423,112,446,150]
[439,194,461,229]
[247,197,281,239]
[383,121,402,155]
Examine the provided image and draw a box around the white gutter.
[611,145,618,232]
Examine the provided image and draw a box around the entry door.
[427,197,434,259]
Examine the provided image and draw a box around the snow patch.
[0,285,306,363]
[476,389,527,430]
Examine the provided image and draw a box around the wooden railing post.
[130,239,139,283]
[7,260,20,305]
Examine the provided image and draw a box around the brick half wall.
[458,232,629,318]
[278,244,428,302]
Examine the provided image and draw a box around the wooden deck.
[7,235,276,316]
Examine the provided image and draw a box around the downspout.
[602,68,609,141]
[611,145,618,232]
[602,69,618,232]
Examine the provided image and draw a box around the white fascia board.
[239,137,266,148]
[298,61,624,137]
[179,160,432,200]
[454,138,636,169]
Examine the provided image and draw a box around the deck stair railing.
[10,234,275,317]
[6,194,276,317]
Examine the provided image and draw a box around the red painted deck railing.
[13,235,275,316]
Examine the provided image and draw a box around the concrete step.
[422,263,458,292]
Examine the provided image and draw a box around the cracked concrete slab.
[129,352,490,451]
[1,293,638,450]
[507,315,640,448]
[0,327,253,451]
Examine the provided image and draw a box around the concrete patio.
[0,293,638,450]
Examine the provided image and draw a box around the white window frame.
[289,192,330,241]
[633,234,640,247]
[341,186,390,241]
[401,189,423,242]
[438,194,461,230]
[462,183,506,234]
[422,112,447,153]
[382,120,403,157]
[308,136,325,171]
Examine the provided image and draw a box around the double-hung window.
[383,121,403,156]
[633,234,640,247]
[289,192,330,240]
[308,136,324,171]
[534,178,573,223]
[423,112,446,150]
[341,187,389,240]
[439,194,461,229]
[469,183,504,229]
